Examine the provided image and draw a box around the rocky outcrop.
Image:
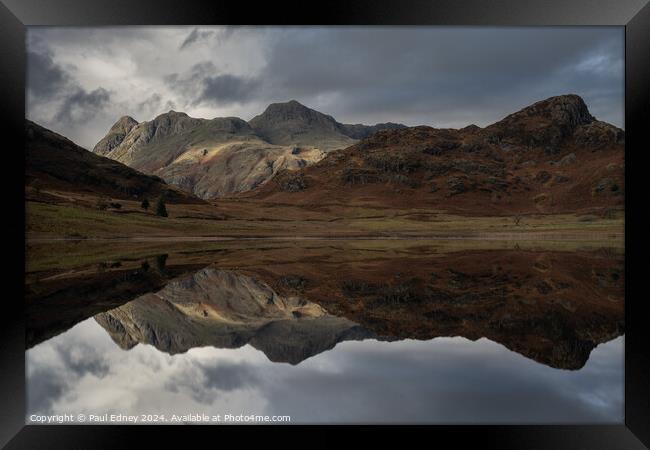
[339,122,406,140]
[92,116,138,156]
[574,120,625,148]
[484,94,595,148]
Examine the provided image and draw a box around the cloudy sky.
[27,317,623,424]
[26,26,624,149]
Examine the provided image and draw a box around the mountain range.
[92,100,405,198]
[26,94,625,222]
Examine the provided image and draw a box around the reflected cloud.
[27,318,623,423]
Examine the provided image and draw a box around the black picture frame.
[2,0,648,448]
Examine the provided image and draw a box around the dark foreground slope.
[26,120,202,204]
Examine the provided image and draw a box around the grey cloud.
[27,26,624,147]
[256,27,624,128]
[53,87,112,125]
[26,32,117,146]
[264,338,624,423]
[57,342,110,378]
[164,360,261,405]
[179,27,238,50]
[200,361,260,391]
[201,74,260,104]
[165,61,260,107]
[180,28,209,50]
[27,49,70,100]
[27,368,67,415]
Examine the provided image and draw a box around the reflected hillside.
[241,247,624,369]
[26,241,624,369]
[25,254,206,348]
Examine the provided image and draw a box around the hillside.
[25,120,201,204]
[251,95,624,215]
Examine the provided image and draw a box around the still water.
[25,240,624,424]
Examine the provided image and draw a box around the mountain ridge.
[93,100,407,198]
[250,94,624,215]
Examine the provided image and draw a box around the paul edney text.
[88,414,142,423]
[29,413,292,424]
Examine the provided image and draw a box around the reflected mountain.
[26,244,624,369]
[95,268,373,365]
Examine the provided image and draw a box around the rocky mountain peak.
[145,111,205,139]
[151,110,194,125]
[111,116,139,132]
[507,94,594,127]
[248,100,353,150]
[159,110,188,117]
[485,94,596,147]
[92,115,139,155]
[252,100,336,125]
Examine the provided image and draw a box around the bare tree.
[514,214,522,226]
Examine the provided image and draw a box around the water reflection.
[95,267,373,364]
[25,241,624,423]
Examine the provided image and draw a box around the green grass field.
[26,197,624,242]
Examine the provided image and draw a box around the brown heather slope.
[26,120,203,205]
[250,95,624,215]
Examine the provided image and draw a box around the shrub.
[341,168,382,185]
[280,275,308,292]
[278,173,308,192]
[141,198,150,210]
[155,196,168,217]
[155,254,168,273]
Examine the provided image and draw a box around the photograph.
[22,25,628,426]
